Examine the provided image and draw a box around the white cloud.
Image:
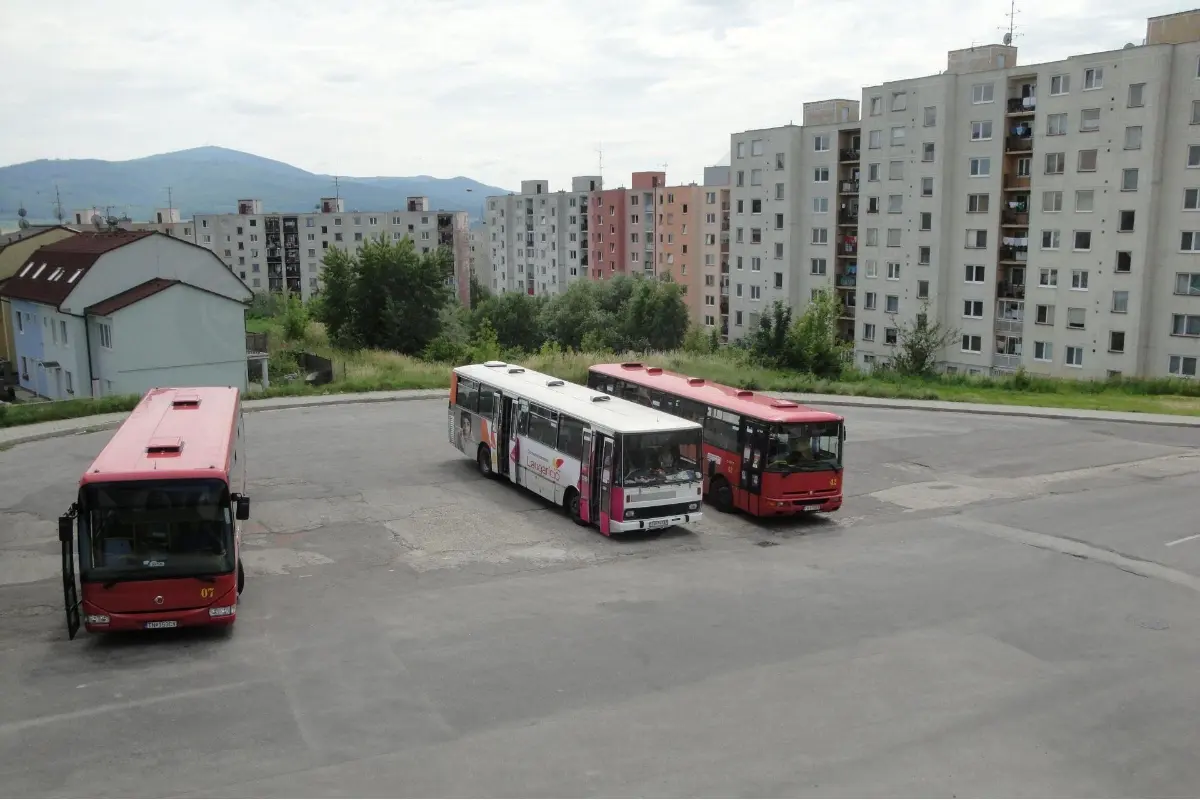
[0,0,1182,191]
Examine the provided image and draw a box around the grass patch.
[4,336,1199,430]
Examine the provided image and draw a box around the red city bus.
[57,386,251,639]
[588,363,845,517]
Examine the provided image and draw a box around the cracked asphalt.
[2,399,1200,797]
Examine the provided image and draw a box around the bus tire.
[477,444,493,477]
[236,558,245,595]
[564,488,587,526]
[709,477,735,513]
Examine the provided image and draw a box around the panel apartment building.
[485,177,601,296]
[729,9,1200,381]
[726,100,862,342]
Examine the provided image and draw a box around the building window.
[811,258,827,275]
[1112,290,1130,313]
[1080,108,1100,132]
[1073,231,1092,251]
[1075,190,1094,212]
[963,300,984,318]
[814,167,830,182]
[967,193,990,213]
[814,134,830,151]
[921,177,933,196]
[1125,125,1142,149]
[1128,83,1145,107]
[971,83,994,104]
[751,139,763,156]
[1034,341,1053,361]
[923,142,935,162]
[1182,231,1200,252]
[867,163,880,181]
[885,294,899,313]
[865,260,878,278]
[891,91,907,111]
[917,280,929,299]
[862,323,876,341]
[888,195,903,213]
[1118,210,1136,232]
[1065,346,1084,367]
[924,106,936,126]
[1067,307,1086,329]
[1035,304,1055,325]
[1050,74,1070,95]
[1083,67,1103,90]
[890,126,905,146]
[1046,152,1065,174]
[961,334,983,353]
[920,212,932,231]
[887,261,901,280]
[918,246,931,265]
[971,120,993,140]
[1071,269,1089,290]
[1078,149,1098,172]
[969,157,991,177]
[885,328,898,345]
[1039,268,1058,288]
[965,229,987,249]
[869,130,881,149]
[888,160,904,180]
[886,229,901,247]
[1173,314,1200,336]
[1177,272,1200,296]
[1122,169,1139,192]
[870,96,882,115]
[1116,251,1133,273]
[1168,355,1198,377]
[98,322,113,349]
[864,292,877,310]
[811,228,828,245]
[965,264,985,283]
[1047,113,1067,136]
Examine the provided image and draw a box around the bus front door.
[578,426,594,523]
[597,436,614,535]
[57,509,80,640]
[496,395,512,478]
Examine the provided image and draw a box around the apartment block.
[699,166,731,337]
[852,9,1200,380]
[654,181,705,323]
[727,100,861,339]
[486,177,600,296]
[191,196,471,304]
[468,221,491,292]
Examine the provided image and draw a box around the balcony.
[840,180,860,194]
[721,221,730,231]
[1001,209,1029,226]
[836,235,858,257]
[999,241,1028,263]
[839,148,861,162]
[1005,135,1032,153]
[836,274,857,288]
[993,352,1022,370]
[838,211,859,226]
[839,304,856,319]
[1004,175,1031,190]
[996,281,1026,300]
[1007,96,1036,114]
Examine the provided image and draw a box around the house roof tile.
[86,278,180,316]
[0,230,153,307]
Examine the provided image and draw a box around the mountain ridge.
[0,146,509,223]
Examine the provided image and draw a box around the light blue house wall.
[9,299,44,396]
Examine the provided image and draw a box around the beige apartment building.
[726,100,862,340]
[486,177,600,297]
[852,9,1200,380]
[699,166,731,337]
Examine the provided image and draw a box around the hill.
[0,146,509,223]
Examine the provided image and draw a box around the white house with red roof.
[0,230,253,399]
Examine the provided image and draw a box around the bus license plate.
[803,505,822,512]
[647,519,668,529]
[145,620,177,629]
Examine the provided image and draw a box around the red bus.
[587,363,845,517]
[57,386,251,638]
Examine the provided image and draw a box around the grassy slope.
[3,319,1198,429]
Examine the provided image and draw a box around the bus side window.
[516,405,529,435]
[457,377,479,412]
[478,384,496,416]
[678,398,705,424]
[704,409,740,452]
[556,416,585,460]
[527,404,558,447]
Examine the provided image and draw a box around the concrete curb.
[772,393,1200,428]
[0,390,450,449]
[3,386,1199,450]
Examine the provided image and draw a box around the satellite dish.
[17,206,27,219]
[17,218,30,229]
[1002,32,1012,45]
[1123,42,1136,49]
[91,213,104,230]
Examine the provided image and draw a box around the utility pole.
[53,184,64,223]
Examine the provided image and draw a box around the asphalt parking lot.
[2,399,1200,797]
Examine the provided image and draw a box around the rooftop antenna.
[596,143,604,182]
[1000,0,1022,46]
[167,185,174,213]
[53,184,65,224]
[333,175,340,203]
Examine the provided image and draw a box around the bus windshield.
[620,429,703,487]
[765,422,843,472]
[80,479,235,582]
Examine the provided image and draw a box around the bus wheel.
[237,559,245,595]
[709,477,735,513]
[564,488,587,526]
[477,444,493,477]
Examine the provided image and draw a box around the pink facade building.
[590,189,626,278]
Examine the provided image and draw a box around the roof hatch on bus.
[546,379,565,387]
[687,377,705,386]
[646,367,663,375]
[483,361,507,368]
[172,392,201,408]
[620,362,644,369]
[736,390,753,397]
[771,399,799,408]
[508,367,525,374]
[591,395,611,402]
[145,437,184,455]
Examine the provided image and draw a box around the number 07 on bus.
[449,362,705,535]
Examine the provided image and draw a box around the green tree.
[749,301,792,365]
[890,302,958,377]
[350,236,451,354]
[472,291,546,352]
[621,276,690,351]
[313,246,358,348]
[785,288,850,377]
[469,271,490,309]
[280,292,309,341]
[539,280,602,351]
[469,318,502,362]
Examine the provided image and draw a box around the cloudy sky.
[0,0,1185,191]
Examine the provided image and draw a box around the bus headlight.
[625,510,634,519]
[688,503,699,511]
[209,605,235,618]
[85,614,110,625]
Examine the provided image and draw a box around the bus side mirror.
[234,494,250,520]
[58,516,73,543]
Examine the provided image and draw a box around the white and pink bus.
[449,362,704,535]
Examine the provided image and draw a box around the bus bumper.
[760,496,842,515]
[609,512,702,533]
[82,601,236,633]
